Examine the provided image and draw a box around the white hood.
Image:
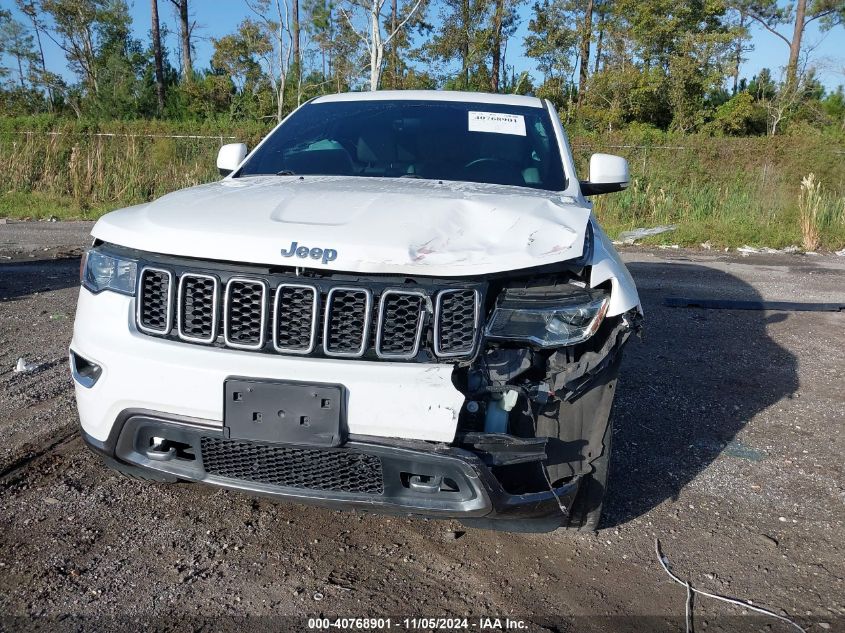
[92,176,591,277]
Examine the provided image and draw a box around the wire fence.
[7,130,240,141]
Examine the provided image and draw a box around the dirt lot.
[1,221,843,632]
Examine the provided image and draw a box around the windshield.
[237,99,567,191]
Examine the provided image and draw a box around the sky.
[6,0,845,92]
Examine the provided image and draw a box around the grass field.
[572,135,845,250]
[2,117,844,250]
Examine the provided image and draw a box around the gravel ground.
[1,222,843,632]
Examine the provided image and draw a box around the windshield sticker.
[468,111,526,136]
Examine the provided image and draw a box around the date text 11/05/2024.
[307,617,529,630]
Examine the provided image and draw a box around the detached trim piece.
[665,297,845,312]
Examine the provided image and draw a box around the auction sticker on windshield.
[468,111,526,136]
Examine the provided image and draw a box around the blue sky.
[7,0,845,91]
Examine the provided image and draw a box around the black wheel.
[566,420,612,531]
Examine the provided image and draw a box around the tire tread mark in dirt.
[0,426,78,484]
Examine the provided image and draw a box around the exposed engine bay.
[453,265,643,508]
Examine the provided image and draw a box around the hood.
[92,176,591,276]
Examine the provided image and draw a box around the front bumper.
[81,410,579,531]
[70,288,465,444]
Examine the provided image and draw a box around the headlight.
[485,285,609,347]
[81,249,137,296]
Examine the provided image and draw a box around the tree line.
[0,0,843,136]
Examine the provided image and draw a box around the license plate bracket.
[223,378,346,447]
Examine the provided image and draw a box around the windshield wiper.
[276,170,296,176]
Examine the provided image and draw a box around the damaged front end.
[452,236,642,531]
[75,220,640,533]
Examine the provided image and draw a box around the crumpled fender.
[588,218,642,317]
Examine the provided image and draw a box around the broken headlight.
[81,249,137,296]
[485,285,609,347]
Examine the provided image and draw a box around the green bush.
[706,93,768,136]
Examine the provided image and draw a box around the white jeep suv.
[71,91,641,532]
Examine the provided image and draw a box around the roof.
[312,90,545,109]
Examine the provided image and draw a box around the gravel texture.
[1,222,843,632]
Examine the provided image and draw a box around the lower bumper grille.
[200,437,385,495]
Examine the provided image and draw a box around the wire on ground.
[655,538,807,633]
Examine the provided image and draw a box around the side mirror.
[216,143,248,177]
[580,153,629,196]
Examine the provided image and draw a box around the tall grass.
[575,135,845,250]
[1,117,844,250]
[798,173,822,251]
[0,117,268,219]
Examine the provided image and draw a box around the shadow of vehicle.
[0,258,82,302]
[601,261,799,528]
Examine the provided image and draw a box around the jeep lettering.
[281,241,338,264]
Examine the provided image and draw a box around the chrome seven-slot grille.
[136,267,481,361]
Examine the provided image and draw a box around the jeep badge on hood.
[281,241,338,264]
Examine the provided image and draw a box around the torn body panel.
[454,306,639,513]
[442,217,641,508]
[589,220,641,316]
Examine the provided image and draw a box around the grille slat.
[137,268,172,334]
[137,267,481,360]
[201,437,384,494]
[323,288,372,357]
[273,284,318,353]
[435,289,479,357]
[224,279,267,349]
[178,274,219,343]
[376,291,426,359]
